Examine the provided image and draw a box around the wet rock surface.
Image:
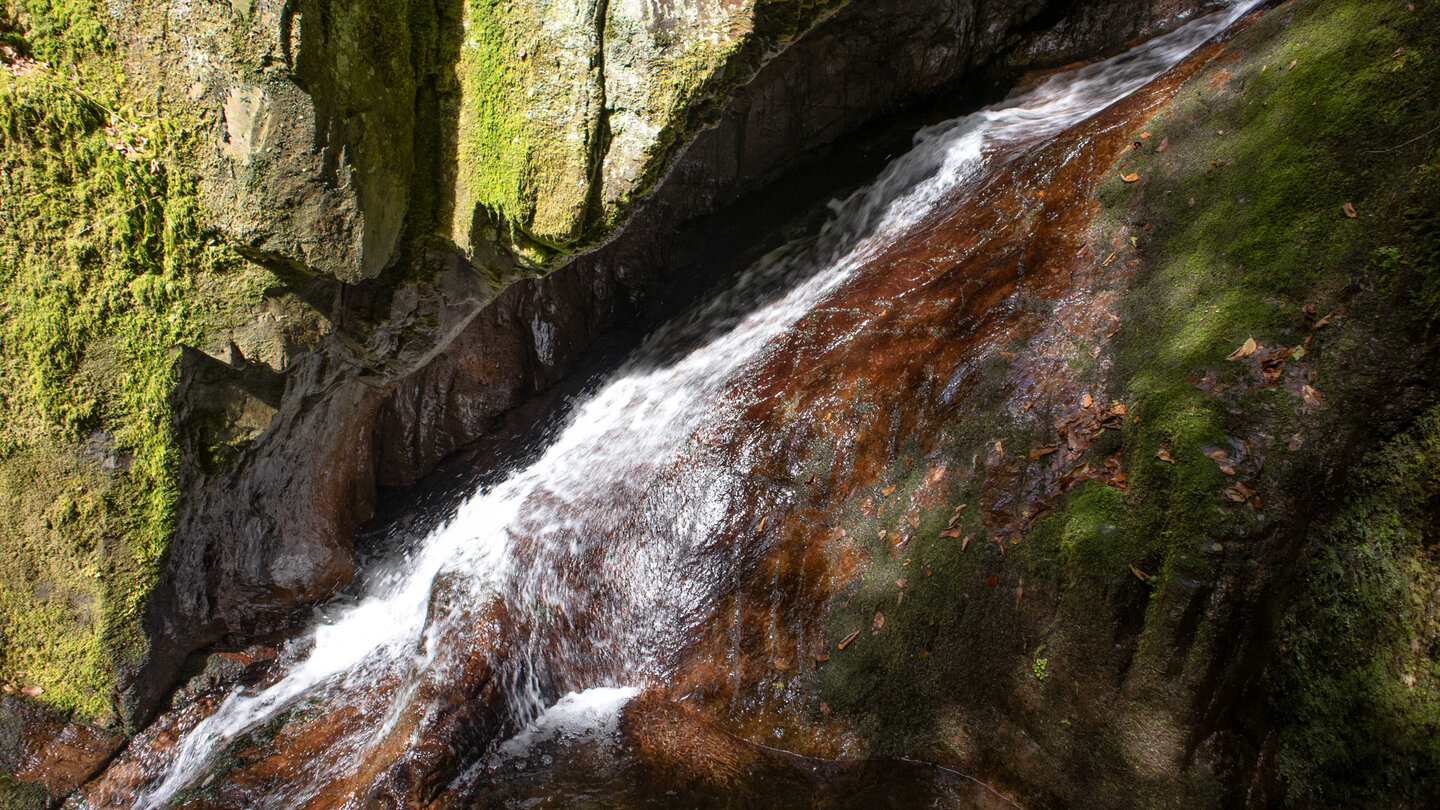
[134,0,1216,736]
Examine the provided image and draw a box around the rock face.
[122,0,1229,729]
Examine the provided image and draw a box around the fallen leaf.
[906,513,920,528]
[1303,384,1322,408]
[881,485,897,497]
[1227,337,1259,360]
[1029,446,1059,460]
[962,534,973,551]
[1343,201,1357,219]
[1156,136,1170,152]
[820,701,831,716]
[986,575,999,587]
[815,652,831,664]
[1219,463,1237,476]
[838,630,861,650]
[896,578,908,589]
[1082,393,1094,408]
[873,612,886,631]
[1103,252,1118,267]
[0,684,13,694]
[1288,59,1298,69]
[19,686,42,697]
[1122,172,1141,183]
[993,440,1004,455]
[1288,432,1305,451]
[1129,564,1153,582]
[878,529,888,540]
[1157,448,1176,464]
[1206,450,1229,461]
[757,516,768,533]
[939,526,963,538]
[1313,308,1341,329]
[775,657,791,671]
[1113,403,1127,417]
[1224,481,1257,502]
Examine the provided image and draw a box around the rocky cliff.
[3,0,1438,806]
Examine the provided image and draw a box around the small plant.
[1032,657,1048,681]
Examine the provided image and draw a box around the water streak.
[126,4,1259,805]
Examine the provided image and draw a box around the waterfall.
[118,3,1260,805]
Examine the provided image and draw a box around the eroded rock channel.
[4,0,1440,807]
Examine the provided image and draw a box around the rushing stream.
[86,4,1261,806]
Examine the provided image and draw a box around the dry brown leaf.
[1103,252,1118,267]
[1156,136,1170,153]
[1157,448,1176,464]
[878,529,888,540]
[820,700,831,716]
[962,534,973,551]
[838,630,861,650]
[939,526,963,539]
[1082,393,1094,408]
[986,575,999,587]
[1313,309,1341,329]
[1288,59,1298,69]
[1130,564,1152,582]
[815,653,831,664]
[1206,450,1229,461]
[19,686,42,697]
[896,578,908,589]
[873,612,886,631]
[1122,172,1140,183]
[1029,446,1059,460]
[757,516,768,533]
[1219,464,1237,476]
[1303,384,1322,408]
[0,684,13,694]
[881,485,897,497]
[906,513,920,528]
[774,658,791,671]
[1224,481,1257,502]
[1227,337,1259,360]
[1288,433,1305,451]
[994,440,1004,455]
[1343,201,1358,218]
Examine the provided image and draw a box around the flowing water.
[89,4,1261,806]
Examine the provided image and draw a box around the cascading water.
[101,4,1261,806]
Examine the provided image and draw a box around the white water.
[128,4,1259,806]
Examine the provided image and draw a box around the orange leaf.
[815,652,830,664]
[1226,337,1259,360]
[838,630,861,650]
[986,575,999,587]
[962,533,973,551]
[1157,448,1175,464]
[1029,446,1059,460]
[1343,201,1357,218]
[1082,393,1094,408]
[1122,173,1140,183]
[881,485,897,497]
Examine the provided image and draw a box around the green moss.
[0,2,265,717]
[1270,408,1440,806]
